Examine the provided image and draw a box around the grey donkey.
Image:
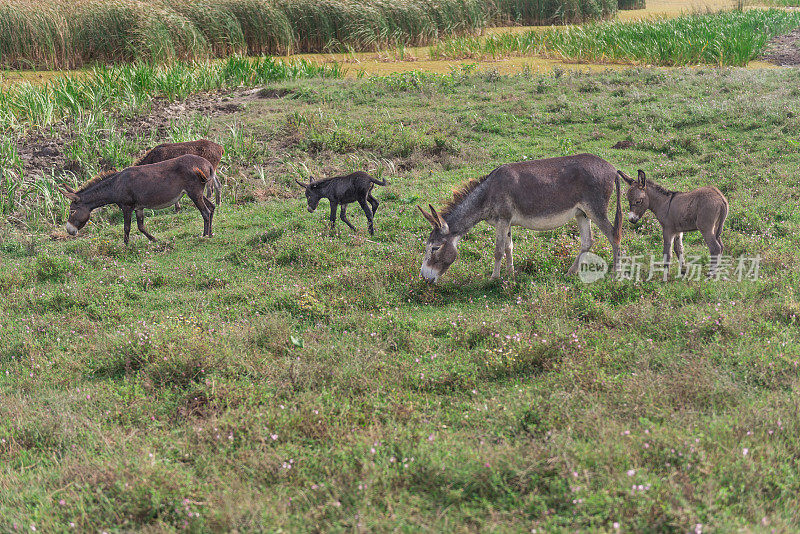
[619,169,728,275]
[419,153,623,283]
[296,171,386,235]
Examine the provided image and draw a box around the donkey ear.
[59,187,80,201]
[429,204,449,233]
[418,205,439,227]
[63,184,77,194]
[294,179,308,189]
[617,170,634,186]
[637,170,647,188]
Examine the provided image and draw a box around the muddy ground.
[761,27,800,67]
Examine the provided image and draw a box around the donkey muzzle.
[420,265,439,284]
[65,222,78,236]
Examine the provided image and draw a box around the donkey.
[59,154,216,243]
[134,139,224,212]
[418,153,622,283]
[619,169,728,275]
[295,171,386,235]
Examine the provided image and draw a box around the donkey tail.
[193,167,209,183]
[613,172,622,244]
[370,177,388,186]
[715,198,728,242]
[211,169,222,206]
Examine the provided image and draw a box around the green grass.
[0,56,342,131]
[1,66,800,530]
[430,9,800,65]
[755,0,800,5]
[0,0,617,70]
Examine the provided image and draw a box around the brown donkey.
[134,139,224,211]
[619,170,728,275]
[59,154,216,243]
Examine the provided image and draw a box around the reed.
[430,9,800,66]
[617,0,645,9]
[0,0,616,69]
[0,56,342,131]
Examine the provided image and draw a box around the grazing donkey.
[419,153,622,283]
[134,139,224,212]
[295,171,386,235]
[59,154,216,243]
[619,169,728,275]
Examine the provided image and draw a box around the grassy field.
[0,0,618,69]
[429,9,800,65]
[756,0,800,5]
[1,65,799,531]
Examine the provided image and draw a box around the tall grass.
[0,0,616,69]
[494,0,617,25]
[430,9,800,65]
[617,0,645,9]
[0,56,342,132]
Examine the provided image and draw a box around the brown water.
[0,0,775,88]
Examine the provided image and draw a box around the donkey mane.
[78,169,118,192]
[132,149,151,166]
[647,179,678,196]
[440,174,490,217]
[308,176,337,188]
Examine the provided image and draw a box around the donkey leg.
[505,228,515,277]
[491,221,510,280]
[135,209,157,241]
[329,202,338,232]
[122,207,133,245]
[368,193,379,216]
[339,204,356,232]
[702,230,723,275]
[203,196,215,237]
[174,201,181,213]
[187,192,212,237]
[358,198,375,235]
[662,231,675,268]
[592,215,620,273]
[674,232,685,273]
[568,212,593,275]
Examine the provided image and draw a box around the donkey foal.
[296,171,386,235]
[619,170,728,275]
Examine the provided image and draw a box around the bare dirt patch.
[15,88,285,180]
[761,27,800,66]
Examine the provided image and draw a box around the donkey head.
[619,169,649,224]
[296,178,322,212]
[59,185,90,235]
[419,204,459,284]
